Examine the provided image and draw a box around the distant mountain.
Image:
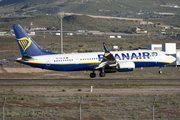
[0,0,180,16]
[0,0,58,6]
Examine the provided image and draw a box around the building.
[147,44,162,50]
[139,21,154,25]
[134,27,147,34]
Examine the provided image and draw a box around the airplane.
[13,24,176,78]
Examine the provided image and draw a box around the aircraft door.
[158,53,162,60]
[46,58,51,68]
[75,57,79,64]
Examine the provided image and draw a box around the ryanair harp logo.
[17,37,31,52]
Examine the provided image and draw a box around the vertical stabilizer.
[13,24,56,57]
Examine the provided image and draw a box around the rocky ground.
[0,80,180,120]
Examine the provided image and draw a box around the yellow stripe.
[19,41,23,50]
[104,69,116,71]
[17,60,101,65]
[120,67,134,69]
[21,41,26,50]
[104,53,110,57]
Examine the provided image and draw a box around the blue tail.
[13,24,56,57]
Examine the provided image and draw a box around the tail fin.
[13,24,56,57]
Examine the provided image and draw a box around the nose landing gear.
[159,67,163,74]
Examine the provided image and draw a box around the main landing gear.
[99,69,106,77]
[90,72,96,78]
[99,72,106,77]
[90,69,106,78]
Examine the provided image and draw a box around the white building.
[147,44,162,50]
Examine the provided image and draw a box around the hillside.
[0,14,138,32]
[0,0,180,16]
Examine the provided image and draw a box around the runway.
[0,79,180,81]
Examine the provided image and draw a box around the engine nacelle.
[117,61,135,72]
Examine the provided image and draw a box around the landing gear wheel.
[159,67,163,74]
[90,72,96,78]
[159,70,162,74]
[99,72,106,77]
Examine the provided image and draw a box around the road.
[37,30,146,36]
[0,79,180,81]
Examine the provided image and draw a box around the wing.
[95,42,118,69]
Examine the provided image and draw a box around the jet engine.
[117,61,135,72]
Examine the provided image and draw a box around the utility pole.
[3,97,6,120]
[59,12,64,54]
[79,96,83,120]
[153,95,157,120]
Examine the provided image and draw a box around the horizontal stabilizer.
[22,55,33,60]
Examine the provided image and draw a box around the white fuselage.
[17,50,176,71]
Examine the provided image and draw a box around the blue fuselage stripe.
[17,61,169,71]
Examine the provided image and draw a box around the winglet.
[103,42,110,56]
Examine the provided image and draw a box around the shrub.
[32,95,36,97]
[48,113,52,117]
[13,95,19,100]
[51,94,56,97]
[29,110,36,117]
[87,105,93,112]
[21,96,29,101]
[95,98,99,101]
[105,99,110,103]
[136,94,142,97]
[62,89,66,92]
[127,84,131,88]
[55,107,59,111]
[134,115,139,119]
[165,94,169,98]
[159,113,165,118]
[77,89,82,91]
[155,103,160,107]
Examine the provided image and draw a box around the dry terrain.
[0,80,180,120]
